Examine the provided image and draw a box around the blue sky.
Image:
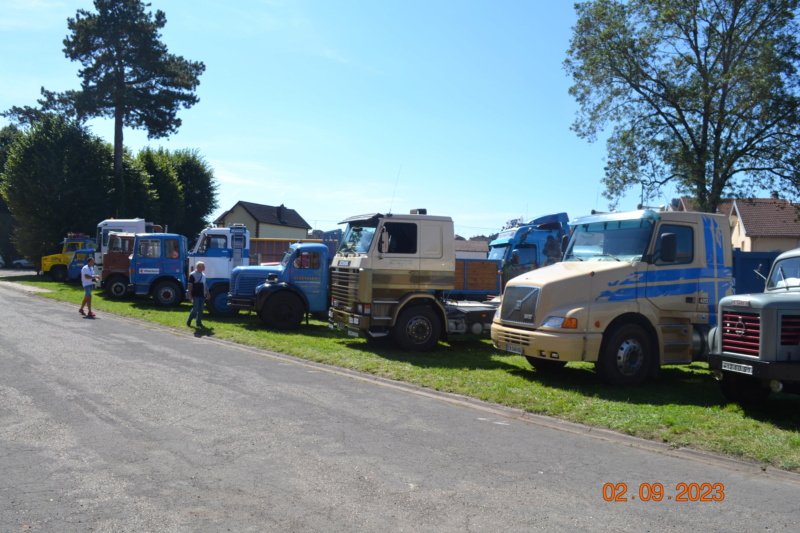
[0,0,672,237]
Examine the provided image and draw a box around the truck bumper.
[328,308,373,338]
[491,323,602,362]
[708,354,800,382]
[228,297,257,312]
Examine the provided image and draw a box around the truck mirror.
[660,233,677,263]
[560,234,569,253]
[511,251,519,264]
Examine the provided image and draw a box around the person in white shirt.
[79,256,98,317]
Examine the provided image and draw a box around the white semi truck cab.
[491,209,732,386]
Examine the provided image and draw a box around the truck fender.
[256,282,309,313]
[599,313,660,378]
[391,294,447,329]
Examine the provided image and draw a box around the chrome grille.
[721,311,760,356]
[500,285,539,326]
[330,267,359,307]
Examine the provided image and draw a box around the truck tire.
[208,285,239,317]
[50,265,67,282]
[393,306,441,352]
[259,292,304,330]
[105,275,129,299]
[153,280,182,307]
[525,356,567,372]
[596,324,653,386]
[719,373,770,405]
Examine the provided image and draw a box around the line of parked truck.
[27,205,800,404]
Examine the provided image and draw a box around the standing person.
[79,256,98,317]
[187,261,210,328]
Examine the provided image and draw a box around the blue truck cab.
[488,212,570,289]
[67,248,97,281]
[229,242,330,330]
[129,233,188,306]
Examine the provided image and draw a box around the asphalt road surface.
[1,281,799,532]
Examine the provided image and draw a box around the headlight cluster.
[542,317,578,329]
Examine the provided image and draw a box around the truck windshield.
[339,224,377,254]
[767,257,800,290]
[281,248,297,267]
[565,219,654,262]
[488,245,509,262]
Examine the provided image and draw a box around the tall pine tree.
[62,0,205,213]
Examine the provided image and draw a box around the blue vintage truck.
[129,233,189,306]
[488,212,570,289]
[228,241,331,329]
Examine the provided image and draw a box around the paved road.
[1,282,799,532]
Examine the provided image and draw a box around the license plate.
[722,361,753,375]
[505,344,524,355]
[347,329,360,338]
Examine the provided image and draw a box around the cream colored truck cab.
[491,209,732,386]
[328,210,496,351]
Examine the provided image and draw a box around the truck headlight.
[542,317,578,329]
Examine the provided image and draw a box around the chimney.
[277,204,285,222]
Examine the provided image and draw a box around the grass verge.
[8,274,800,471]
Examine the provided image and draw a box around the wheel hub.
[615,339,644,377]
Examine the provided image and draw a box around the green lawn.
[8,274,800,471]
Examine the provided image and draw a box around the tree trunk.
[114,106,126,215]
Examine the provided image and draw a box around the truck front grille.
[721,311,760,356]
[330,268,359,308]
[781,315,800,346]
[499,285,539,326]
[232,272,265,297]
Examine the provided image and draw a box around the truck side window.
[654,225,693,265]
[198,235,226,253]
[139,239,161,258]
[165,239,180,259]
[293,251,321,269]
[384,222,417,254]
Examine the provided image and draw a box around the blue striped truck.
[491,209,732,386]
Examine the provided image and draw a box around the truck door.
[379,221,422,289]
[290,249,326,311]
[132,237,162,295]
[646,223,699,314]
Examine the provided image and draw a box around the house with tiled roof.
[214,201,311,239]
[669,196,734,216]
[729,198,800,252]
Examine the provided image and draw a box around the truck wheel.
[525,356,567,372]
[105,276,129,299]
[393,306,441,352]
[719,373,770,405]
[596,324,653,386]
[50,266,67,282]
[153,281,182,307]
[208,285,239,317]
[259,292,303,330]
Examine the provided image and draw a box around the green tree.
[0,116,115,262]
[170,148,218,237]
[137,146,185,230]
[0,124,23,261]
[62,0,205,212]
[564,0,800,212]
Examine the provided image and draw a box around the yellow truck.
[491,209,732,386]
[40,233,96,281]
